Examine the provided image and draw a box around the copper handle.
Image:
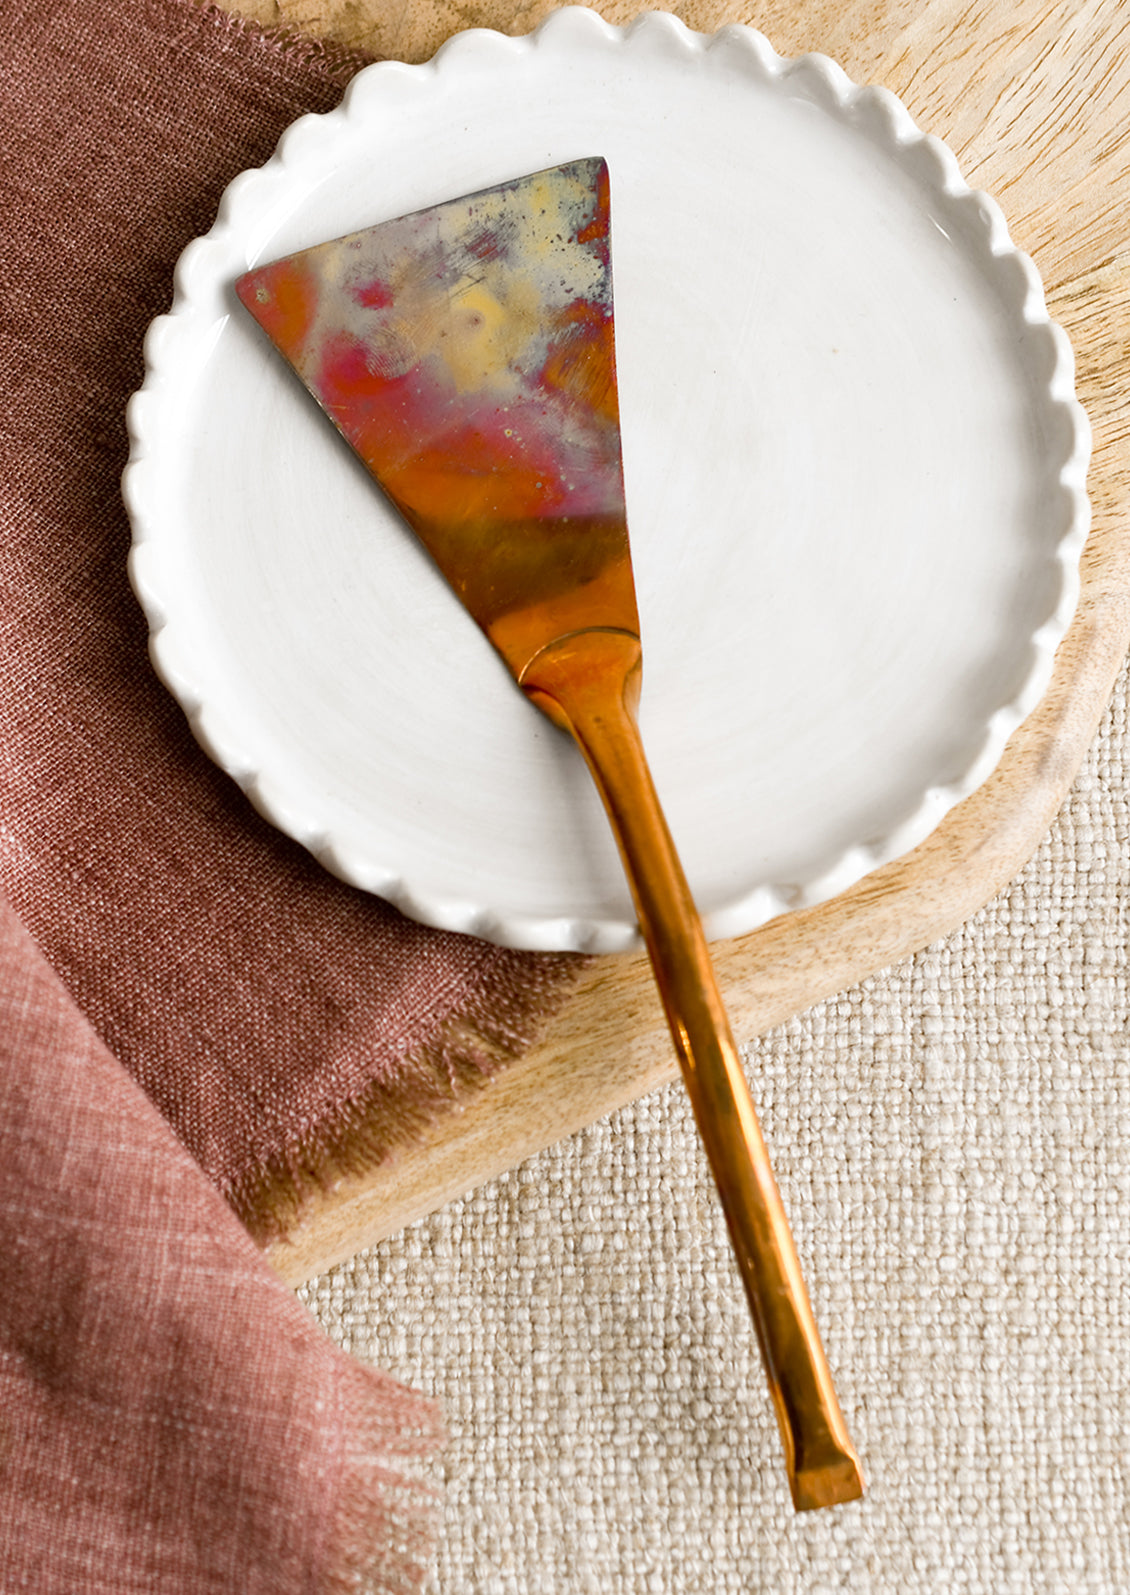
[522,628,864,1511]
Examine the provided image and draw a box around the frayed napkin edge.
[227,947,590,1246]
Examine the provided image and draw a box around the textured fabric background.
[302,659,1129,1593]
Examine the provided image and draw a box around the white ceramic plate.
[125,8,1090,953]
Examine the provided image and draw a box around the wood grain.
[207,0,1130,1283]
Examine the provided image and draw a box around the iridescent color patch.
[236,158,629,643]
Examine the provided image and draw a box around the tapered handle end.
[790,1443,867,1512]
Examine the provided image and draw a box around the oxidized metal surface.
[236,157,637,677]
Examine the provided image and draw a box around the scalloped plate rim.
[123,7,1091,954]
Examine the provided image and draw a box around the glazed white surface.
[124,8,1090,952]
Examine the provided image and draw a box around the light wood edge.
[269,557,1130,1283]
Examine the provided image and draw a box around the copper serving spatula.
[237,158,864,1511]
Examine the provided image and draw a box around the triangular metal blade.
[236,158,637,674]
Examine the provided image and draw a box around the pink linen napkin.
[0,888,443,1592]
[0,0,580,1239]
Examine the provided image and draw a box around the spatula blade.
[236,157,638,677]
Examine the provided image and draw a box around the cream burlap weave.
[303,662,1129,1591]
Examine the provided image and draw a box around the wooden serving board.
[208,0,1130,1285]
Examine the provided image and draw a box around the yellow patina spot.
[436,274,541,394]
